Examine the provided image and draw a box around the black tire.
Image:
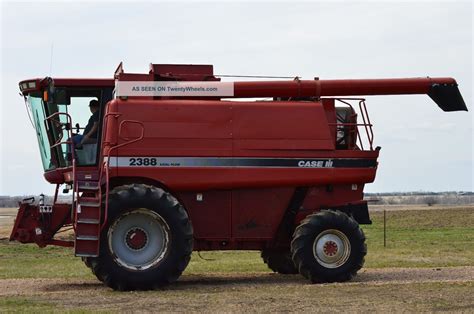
[291,210,366,283]
[82,256,92,268]
[88,184,193,291]
[261,248,298,274]
[82,257,105,282]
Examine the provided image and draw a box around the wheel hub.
[323,240,338,256]
[108,209,170,271]
[313,229,351,269]
[125,227,148,251]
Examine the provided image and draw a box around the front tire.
[291,210,366,283]
[89,184,193,290]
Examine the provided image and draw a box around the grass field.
[0,206,473,312]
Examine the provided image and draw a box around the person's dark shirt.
[84,111,99,138]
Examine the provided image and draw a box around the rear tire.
[261,248,298,274]
[291,210,366,283]
[88,184,193,291]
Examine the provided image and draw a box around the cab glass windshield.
[26,85,111,171]
[28,94,54,170]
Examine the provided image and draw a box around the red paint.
[126,228,147,250]
[324,241,338,256]
[231,77,456,98]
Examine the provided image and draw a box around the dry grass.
[369,204,474,212]
[1,206,473,312]
[0,275,473,312]
[0,208,17,238]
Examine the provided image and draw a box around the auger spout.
[232,77,467,112]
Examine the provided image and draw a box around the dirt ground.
[1,206,473,312]
[2,266,473,295]
[0,267,473,312]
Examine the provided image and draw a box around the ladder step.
[76,223,100,238]
[75,238,100,257]
[76,235,99,241]
[79,196,100,203]
[77,218,100,224]
[77,206,101,220]
[76,172,99,181]
[75,253,99,258]
[77,181,99,191]
[79,202,100,208]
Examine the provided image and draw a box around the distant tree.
[423,196,438,206]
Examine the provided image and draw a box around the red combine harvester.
[11,63,467,290]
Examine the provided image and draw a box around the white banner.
[115,81,234,97]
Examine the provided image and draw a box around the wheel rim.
[312,229,351,269]
[108,209,170,271]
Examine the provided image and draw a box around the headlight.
[19,81,37,91]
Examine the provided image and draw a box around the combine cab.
[11,63,467,290]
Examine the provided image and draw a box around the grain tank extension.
[11,63,467,290]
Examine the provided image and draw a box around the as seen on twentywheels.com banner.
[115,81,234,97]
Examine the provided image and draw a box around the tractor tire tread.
[261,248,299,274]
[87,184,193,291]
[291,210,366,283]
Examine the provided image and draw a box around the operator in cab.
[74,99,100,148]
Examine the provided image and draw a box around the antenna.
[49,42,54,75]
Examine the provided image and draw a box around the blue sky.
[0,1,472,195]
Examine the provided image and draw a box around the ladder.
[72,117,143,257]
[74,173,102,257]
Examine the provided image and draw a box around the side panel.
[232,188,294,239]
[110,99,378,191]
[178,188,294,241]
[177,190,231,239]
[116,99,232,157]
[302,184,365,210]
[233,100,335,155]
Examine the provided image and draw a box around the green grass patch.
[186,250,269,273]
[363,208,474,268]
[1,208,473,279]
[0,297,57,313]
[0,297,100,313]
[0,242,93,279]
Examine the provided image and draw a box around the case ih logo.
[298,160,334,168]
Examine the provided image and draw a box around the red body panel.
[104,97,378,243]
[109,98,378,191]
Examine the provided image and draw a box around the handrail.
[44,112,73,149]
[359,100,374,150]
[44,111,78,230]
[44,111,77,230]
[95,111,122,229]
[333,98,374,150]
[99,118,145,230]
